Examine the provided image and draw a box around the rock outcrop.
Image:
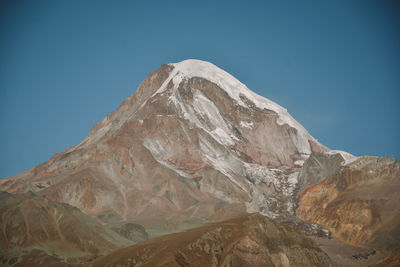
[296,152,347,194]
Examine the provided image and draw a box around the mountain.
[297,156,400,266]
[2,59,398,266]
[0,191,134,266]
[89,213,335,267]
[0,59,330,236]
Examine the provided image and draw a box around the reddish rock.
[297,156,400,265]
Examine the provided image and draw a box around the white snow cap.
[169,59,316,155]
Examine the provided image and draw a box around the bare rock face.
[0,191,133,266]
[297,156,400,265]
[296,152,345,194]
[89,213,336,267]
[0,60,327,234]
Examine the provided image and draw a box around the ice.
[143,138,191,178]
[169,87,236,147]
[192,91,235,146]
[168,59,314,155]
[198,135,248,193]
[243,162,300,216]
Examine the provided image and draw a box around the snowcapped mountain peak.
[168,59,316,156]
[170,59,260,108]
[74,59,323,162]
[170,59,285,112]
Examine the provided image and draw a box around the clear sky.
[1,0,399,178]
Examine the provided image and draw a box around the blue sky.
[1,0,399,178]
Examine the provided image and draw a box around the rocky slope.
[297,156,400,266]
[110,222,148,243]
[89,213,336,267]
[0,60,328,235]
[0,191,134,266]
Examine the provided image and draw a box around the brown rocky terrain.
[297,156,400,266]
[0,191,134,266]
[89,213,336,267]
[110,222,148,243]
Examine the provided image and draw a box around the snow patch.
[212,127,234,146]
[294,160,304,166]
[198,135,248,193]
[243,163,299,216]
[240,121,254,129]
[192,91,235,146]
[143,138,190,178]
[168,87,236,147]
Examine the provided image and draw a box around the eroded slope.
[0,191,133,266]
[297,156,400,266]
[89,213,336,267]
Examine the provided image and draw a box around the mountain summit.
[1,59,339,234]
